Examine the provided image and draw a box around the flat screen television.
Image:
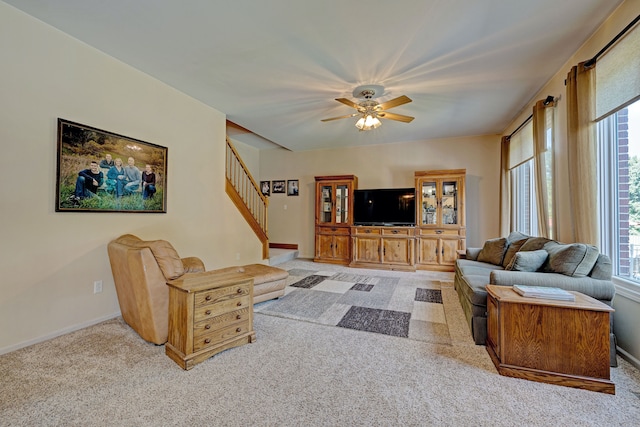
[353,188,416,226]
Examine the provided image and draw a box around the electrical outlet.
[93,280,103,294]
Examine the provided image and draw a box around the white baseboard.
[0,312,121,356]
[617,346,640,370]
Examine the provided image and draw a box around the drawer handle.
[392,230,399,234]
[236,328,242,333]
[435,230,443,234]
[237,288,243,294]
[205,324,211,330]
[205,295,212,301]
[204,338,211,344]
[205,310,212,315]
[365,229,371,233]
[237,302,242,307]
[236,314,242,320]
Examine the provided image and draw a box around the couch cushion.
[113,234,185,280]
[506,249,548,272]
[506,231,530,244]
[519,236,553,252]
[477,237,508,265]
[144,240,185,280]
[543,242,600,277]
[502,238,529,268]
[590,254,613,280]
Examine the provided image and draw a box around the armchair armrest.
[181,256,205,273]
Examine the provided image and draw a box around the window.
[510,159,538,236]
[508,110,554,238]
[597,100,640,281]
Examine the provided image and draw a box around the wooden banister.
[225,138,269,258]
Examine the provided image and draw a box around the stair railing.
[225,137,269,258]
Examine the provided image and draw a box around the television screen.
[353,188,416,226]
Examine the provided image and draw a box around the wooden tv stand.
[485,285,614,394]
[349,225,416,271]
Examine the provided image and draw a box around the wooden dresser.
[165,272,256,370]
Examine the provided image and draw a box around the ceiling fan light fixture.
[355,114,382,131]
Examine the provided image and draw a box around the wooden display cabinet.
[314,175,357,265]
[414,169,466,271]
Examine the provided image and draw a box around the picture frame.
[260,181,270,196]
[287,179,299,196]
[56,118,168,213]
[272,180,285,194]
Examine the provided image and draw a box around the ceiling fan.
[321,85,414,131]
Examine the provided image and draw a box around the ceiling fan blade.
[376,95,412,111]
[335,98,360,109]
[321,113,359,122]
[378,111,415,123]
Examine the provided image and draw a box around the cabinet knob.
[205,310,211,315]
[237,302,242,307]
[237,288,243,294]
[236,314,242,320]
[204,324,211,330]
[236,328,242,333]
[205,295,212,301]
[392,230,399,234]
[435,230,443,234]
[365,229,371,233]
[204,338,211,344]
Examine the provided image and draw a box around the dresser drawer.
[193,307,251,338]
[382,227,412,236]
[419,228,459,236]
[352,227,381,235]
[194,295,252,322]
[195,283,251,307]
[193,320,252,352]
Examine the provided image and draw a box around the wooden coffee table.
[485,284,615,394]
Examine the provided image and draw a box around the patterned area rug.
[255,260,456,345]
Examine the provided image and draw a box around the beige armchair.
[107,234,288,344]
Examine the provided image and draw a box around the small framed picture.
[272,180,285,194]
[260,181,270,196]
[287,180,299,196]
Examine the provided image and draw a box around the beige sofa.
[107,234,288,344]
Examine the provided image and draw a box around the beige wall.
[0,3,263,353]
[260,134,501,258]
[500,0,640,366]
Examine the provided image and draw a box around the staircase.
[225,137,269,259]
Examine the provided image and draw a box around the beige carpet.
[1,260,640,426]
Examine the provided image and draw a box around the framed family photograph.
[272,180,286,194]
[287,179,299,196]
[260,181,270,196]
[56,118,168,213]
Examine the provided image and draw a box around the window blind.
[595,22,640,120]
[508,120,533,169]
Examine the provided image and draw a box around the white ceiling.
[5,0,623,151]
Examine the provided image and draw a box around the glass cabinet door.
[336,184,349,224]
[441,180,458,225]
[320,185,333,224]
[421,181,438,225]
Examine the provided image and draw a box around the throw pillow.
[505,249,548,272]
[543,242,600,277]
[477,237,508,265]
[502,238,529,268]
